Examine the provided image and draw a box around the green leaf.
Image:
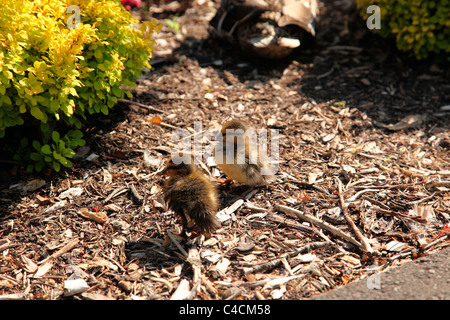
[62,148,75,158]
[2,95,12,105]
[69,130,83,139]
[101,104,109,115]
[52,161,61,172]
[74,118,82,129]
[15,116,24,125]
[30,106,45,121]
[30,152,41,161]
[49,87,58,95]
[58,140,66,149]
[59,156,68,166]
[112,85,122,97]
[50,100,60,112]
[32,140,41,151]
[94,49,103,59]
[65,159,73,168]
[94,81,102,91]
[69,87,78,96]
[52,131,60,143]
[41,145,52,154]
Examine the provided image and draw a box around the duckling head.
[219,120,251,149]
[220,119,248,136]
[161,154,196,177]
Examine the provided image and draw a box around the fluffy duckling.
[161,154,220,237]
[214,120,276,186]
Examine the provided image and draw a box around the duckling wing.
[164,178,202,205]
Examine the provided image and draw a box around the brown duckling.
[161,154,220,237]
[214,120,276,186]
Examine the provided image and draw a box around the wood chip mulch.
[0,0,449,300]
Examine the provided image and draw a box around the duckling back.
[164,171,220,237]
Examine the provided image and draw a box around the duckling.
[214,120,276,186]
[161,154,220,238]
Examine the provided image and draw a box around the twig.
[345,188,380,204]
[187,247,202,284]
[129,184,144,204]
[309,224,346,253]
[275,204,364,250]
[372,206,427,223]
[287,241,331,257]
[39,238,79,265]
[423,234,450,252]
[426,181,450,188]
[103,186,128,203]
[242,258,283,274]
[285,179,333,196]
[336,179,373,253]
[167,231,188,258]
[0,240,18,252]
[243,242,330,274]
[266,213,314,233]
[118,99,164,113]
[0,293,27,300]
[160,121,182,130]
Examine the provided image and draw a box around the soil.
[0,0,449,300]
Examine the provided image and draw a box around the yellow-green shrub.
[0,0,160,172]
[355,0,450,59]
